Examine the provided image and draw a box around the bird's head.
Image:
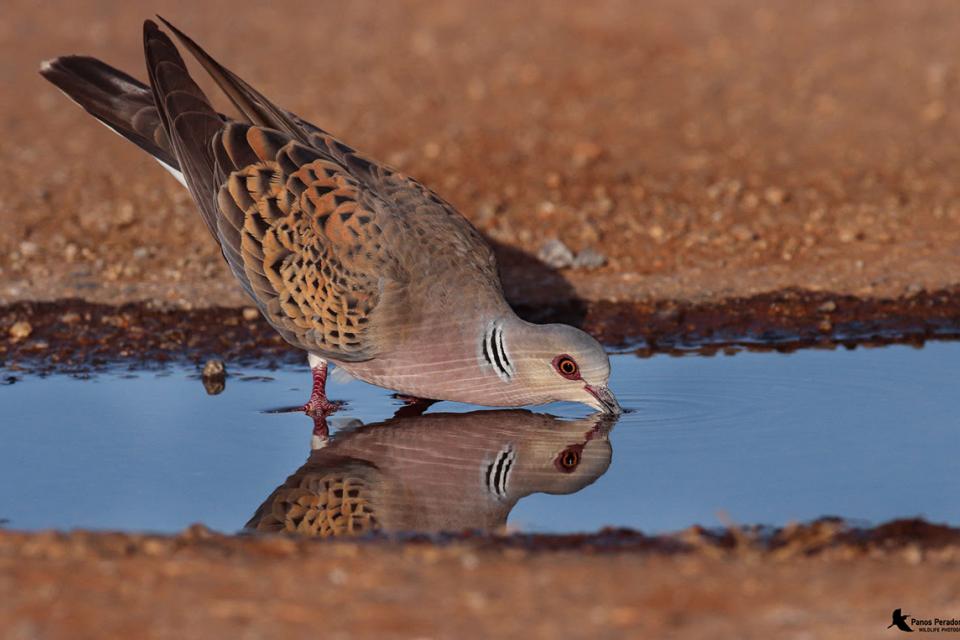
[508,413,615,497]
[490,318,621,414]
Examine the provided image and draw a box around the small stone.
[242,307,260,322]
[180,523,215,540]
[132,247,150,260]
[203,359,225,379]
[201,359,226,395]
[19,241,38,257]
[538,201,557,215]
[571,141,604,168]
[838,228,857,243]
[817,300,837,313]
[8,320,32,341]
[731,225,755,242]
[116,202,136,225]
[764,187,786,205]
[537,239,575,269]
[647,225,666,242]
[573,248,607,270]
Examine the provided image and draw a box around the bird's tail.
[39,55,179,172]
[141,19,225,238]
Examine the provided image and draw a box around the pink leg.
[302,360,342,415]
[309,413,330,447]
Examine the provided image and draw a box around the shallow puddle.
[1,341,957,535]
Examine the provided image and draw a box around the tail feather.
[156,16,309,141]
[142,19,224,238]
[39,56,178,169]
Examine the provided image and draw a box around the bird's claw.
[302,399,345,416]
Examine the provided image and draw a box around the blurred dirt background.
[2,521,960,640]
[3,0,960,307]
[3,0,960,637]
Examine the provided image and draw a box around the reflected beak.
[584,384,622,416]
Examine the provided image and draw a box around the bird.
[888,609,913,632]
[39,18,621,416]
[246,409,615,536]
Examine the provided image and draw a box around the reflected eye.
[553,354,580,380]
[555,445,582,472]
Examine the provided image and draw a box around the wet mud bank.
[2,517,959,561]
[2,288,959,373]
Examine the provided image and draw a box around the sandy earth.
[2,522,959,640]
[3,0,960,308]
[3,0,960,637]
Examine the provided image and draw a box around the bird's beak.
[584,384,622,416]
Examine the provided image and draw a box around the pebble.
[647,225,666,242]
[19,241,38,257]
[242,307,260,321]
[202,359,226,379]
[573,247,607,270]
[818,300,837,313]
[731,225,755,242]
[201,359,226,395]
[538,239,575,269]
[571,141,604,168]
[8,320,32,341]
[764,187,787,205]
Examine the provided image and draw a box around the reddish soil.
[2,520,959,639]
[3,1,960,637]
[2,0,960,309]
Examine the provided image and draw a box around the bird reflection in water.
[246,408,617,536]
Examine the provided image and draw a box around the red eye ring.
[553,354,580,380]
[554,444,583,472]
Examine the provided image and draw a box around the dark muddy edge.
[1,517,957,557]
[2,288,960,374]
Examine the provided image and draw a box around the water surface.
[1,342,957,534]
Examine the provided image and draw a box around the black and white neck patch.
[481,321,514,382]
[485,445,516,500]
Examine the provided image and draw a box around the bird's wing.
[157,17,502,302]
[246,456,380,536]
[143,20,502,360]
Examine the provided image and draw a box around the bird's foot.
[263,399,345,416]
[302,397,345,416]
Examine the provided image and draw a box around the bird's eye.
[555,445,582,472]
[553,355,580,380]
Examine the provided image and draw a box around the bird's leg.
[309,413,330,449]
[302,354,343,415]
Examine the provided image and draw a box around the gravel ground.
[3,1,960,636]
[2,521,959,639]
[3,0,960,308]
